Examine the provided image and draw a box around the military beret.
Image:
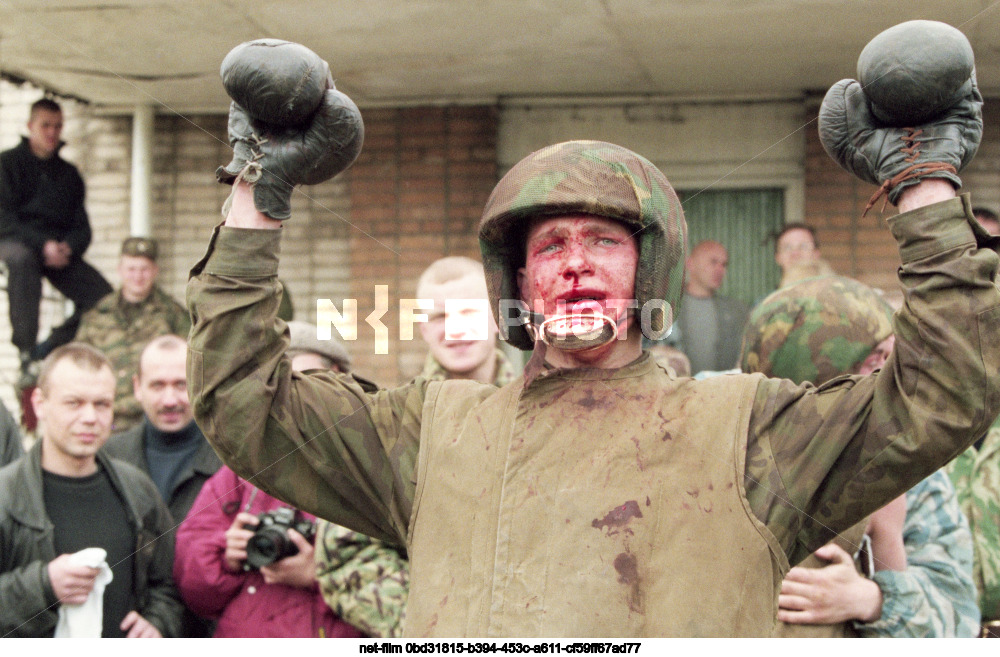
[121,237,158,261]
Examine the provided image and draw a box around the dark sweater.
[144,421,206,506]
[43,466,136,637]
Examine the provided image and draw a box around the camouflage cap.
[739,275,894,385]
[287,319,351,372]
[478,140,687,350]
[121,236,158,261]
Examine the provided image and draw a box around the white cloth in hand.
[54,547,114,638]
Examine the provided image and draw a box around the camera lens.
[245,527,289,569]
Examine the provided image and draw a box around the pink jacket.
[173,466,363,638]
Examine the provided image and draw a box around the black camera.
[243,507,316,570]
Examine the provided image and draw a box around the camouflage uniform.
[76,285,190,431]
[188,141,1000,635]
[419,349,518,387]
[315,520,409,638]
[858,470,978,637]
[743,275,978,637]
[740,275,894,384]
[947,415,1000,622]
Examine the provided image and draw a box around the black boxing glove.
[216,40,364,220]
[217,88,364,220]
[818,78,981,212]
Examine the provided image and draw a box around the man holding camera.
[172,324,387,638]
[172,462,364,638]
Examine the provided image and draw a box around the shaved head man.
[673,239,749,374]
[686,240,729,297]
[415,256,515,386]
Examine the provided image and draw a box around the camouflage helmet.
[739,275,894,385]
[478,140,687,350]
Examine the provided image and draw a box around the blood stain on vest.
[538,388,570,408]
[662,431,672,442]
[474,415,491,450]
[591,500,643,535]
[630,436,646,471]
[613,551,643,613]
[576,388,604,409]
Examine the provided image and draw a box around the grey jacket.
[0,403,23,468]
[0,441,184,637]
[675,292,750,373]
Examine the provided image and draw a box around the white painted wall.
[498,99,807,223]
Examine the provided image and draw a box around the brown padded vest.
[405,355,788,636]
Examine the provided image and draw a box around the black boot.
[17,350,38,390]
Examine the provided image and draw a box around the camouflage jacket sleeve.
[947,418,1000,621]
[73,296,109,346]
[746,195,1000,565]
[315,519,409,638]
[855,470,979,637]
[186,225,424,546]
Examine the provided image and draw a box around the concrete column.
[129,104,154,237]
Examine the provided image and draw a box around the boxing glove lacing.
[220,133,268,218]
[864,128,958,216]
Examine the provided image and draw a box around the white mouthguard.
[530,312,619,352]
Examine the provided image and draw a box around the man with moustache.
[103,334,221,526]
[103,334,221,637]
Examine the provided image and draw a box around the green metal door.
[678,188,785,307]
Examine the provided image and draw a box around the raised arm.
[186,40,416,544]
[745,22,1000,563]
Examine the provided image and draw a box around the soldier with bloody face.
[188,26,995,636]
[189,137,1000,636]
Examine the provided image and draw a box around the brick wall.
[0,81,500,419]
[965,99,1000,212]
[149,106,500,386]
[344,106,498,383]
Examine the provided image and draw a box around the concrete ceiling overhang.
[0,0,997,113]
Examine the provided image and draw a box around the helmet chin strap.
[526,310,621,352]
